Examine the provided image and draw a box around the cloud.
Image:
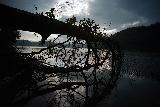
[115,0,160,22]
[2,0,159,26]
[1,0,160,41]
[121,21,140,28]
[103,28,117,35]
[120,18,148,29]
[88,0,140,27]
[88,0,160,27]
[47,34,68,42]
[53,0,94,19]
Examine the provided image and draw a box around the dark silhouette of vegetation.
[112,22,160,52]
[16,40,51,47]
[0,3,122,107]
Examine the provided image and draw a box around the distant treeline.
[16,40,46,46]
[112,22,160,52]
[16,40,88,48]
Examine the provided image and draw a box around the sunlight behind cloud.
[104,29,117,35]
[53,0,94,19]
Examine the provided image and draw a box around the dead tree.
[0,3,122,107]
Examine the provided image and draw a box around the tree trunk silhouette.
[0,4,105,43]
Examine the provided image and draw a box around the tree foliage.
[0,3,122,107]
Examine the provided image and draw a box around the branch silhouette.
[0,3,122,107]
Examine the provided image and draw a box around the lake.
[16,46,160,107]
[97,51,160,107]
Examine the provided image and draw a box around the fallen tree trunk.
[0,3,92,41]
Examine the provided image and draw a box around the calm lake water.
[17,46,160,107]
[97,51,160,107]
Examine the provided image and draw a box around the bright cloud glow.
[121,21,141,28]
[102,28,118,35]
[120,17,148,29]
[53,0,94,19]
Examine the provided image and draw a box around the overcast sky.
[1,0,160,41]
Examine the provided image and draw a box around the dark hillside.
[112,22,160,52]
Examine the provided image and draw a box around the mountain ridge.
[111,22,160,52]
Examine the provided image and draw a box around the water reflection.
[121,51,160,80]
[13,44,122,107]
[97,51,160,107]
[14,48,160,107]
